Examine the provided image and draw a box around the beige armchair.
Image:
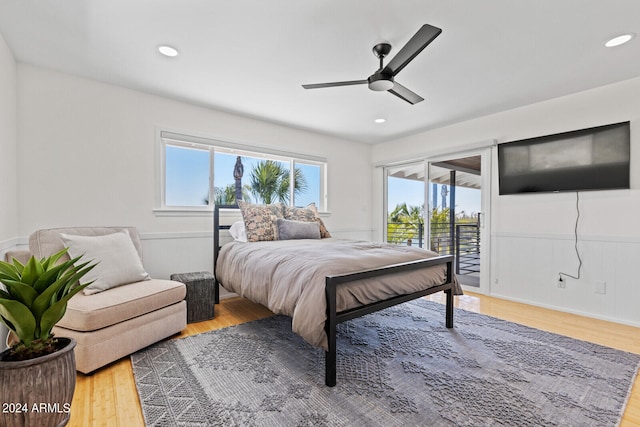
[7,226,187,373]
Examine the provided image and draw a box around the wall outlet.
[557,277,566,288]
[595,281,606,294]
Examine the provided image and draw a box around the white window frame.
[155,130,328,216]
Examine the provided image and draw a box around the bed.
[213,204,462,386]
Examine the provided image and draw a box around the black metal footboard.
[324,256,455,387]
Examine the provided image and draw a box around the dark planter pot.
[0,337,77,427]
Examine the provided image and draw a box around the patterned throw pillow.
[238,201,284,242]
[283,203,332,238]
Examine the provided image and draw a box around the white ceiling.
[1,1,639,144]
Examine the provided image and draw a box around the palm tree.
[429,207,451,253]
[205,184,252,205]
[249,160,307,205]
[388,203,424,245]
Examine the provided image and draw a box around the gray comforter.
[216,238,462,350]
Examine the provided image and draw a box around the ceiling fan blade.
[388,82,424,105]
[302,80,368,89]
[382,24,442,77]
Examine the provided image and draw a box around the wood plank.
[66,293,640,426]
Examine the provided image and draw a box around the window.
[165,144,210,207]
[158,131,327,212]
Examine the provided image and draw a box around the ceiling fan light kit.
[302,24,442,105]
[368,73,394,91]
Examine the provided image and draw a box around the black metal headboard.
[213,204,239,268]
[213,204,239,303]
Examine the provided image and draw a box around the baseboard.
[489,292,640,329]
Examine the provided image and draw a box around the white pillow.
[61,230,150,295]
[229,221,248,242]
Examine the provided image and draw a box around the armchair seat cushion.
[57,279,186,332]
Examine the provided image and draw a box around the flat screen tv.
[498,121,630,195]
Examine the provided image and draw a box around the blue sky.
[165,145,209,206]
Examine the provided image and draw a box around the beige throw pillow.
[61,230,150,295]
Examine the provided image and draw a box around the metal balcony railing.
[387,221,480,277]
[455,224,480,276]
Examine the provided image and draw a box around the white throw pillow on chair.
[61,230,150,295]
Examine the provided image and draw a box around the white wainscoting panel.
[140,232,214,280]
[491,232,640,328]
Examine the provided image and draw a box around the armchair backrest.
[29,226,144,262]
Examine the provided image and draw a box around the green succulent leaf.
[39,281,91,339]
[40,248,69,271]
[11,258,25,274]
[1,313,16,331]
[59,260,95,296]
[0,261,21,282]
[32,258,77,293]
[0,279,38,308]
[0,298,36,346]
[19,256,43,286]
[31,261,95,320]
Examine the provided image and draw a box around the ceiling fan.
[302,24,442,105]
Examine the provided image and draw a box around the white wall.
[0,33,17,248]
[16,64,373,278]
[373,76,640,327]
[0,32,17,351]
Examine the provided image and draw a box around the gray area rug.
[131,299,640,426]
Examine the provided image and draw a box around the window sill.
[153,207,331,218]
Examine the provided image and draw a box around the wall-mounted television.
[498,121,630,195]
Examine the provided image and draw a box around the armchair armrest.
[4,249,32,264]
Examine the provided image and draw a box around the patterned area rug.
[131,299,640,426]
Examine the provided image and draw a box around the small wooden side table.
[170,271,215,323]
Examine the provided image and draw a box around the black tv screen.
[498,121,630,195]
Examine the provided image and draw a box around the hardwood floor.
[67,293,640,426]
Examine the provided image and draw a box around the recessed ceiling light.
[605,33,635,48]
[374,118,386,124]
[158,45,179,57]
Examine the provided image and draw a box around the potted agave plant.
[0,248,95,427]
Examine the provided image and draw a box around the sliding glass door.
[384,147,491,293]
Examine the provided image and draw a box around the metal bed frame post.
[325,278,338,387]
[323,256,455,387]
[445,259,453,328]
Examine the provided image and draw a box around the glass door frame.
[426,147,492,294]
